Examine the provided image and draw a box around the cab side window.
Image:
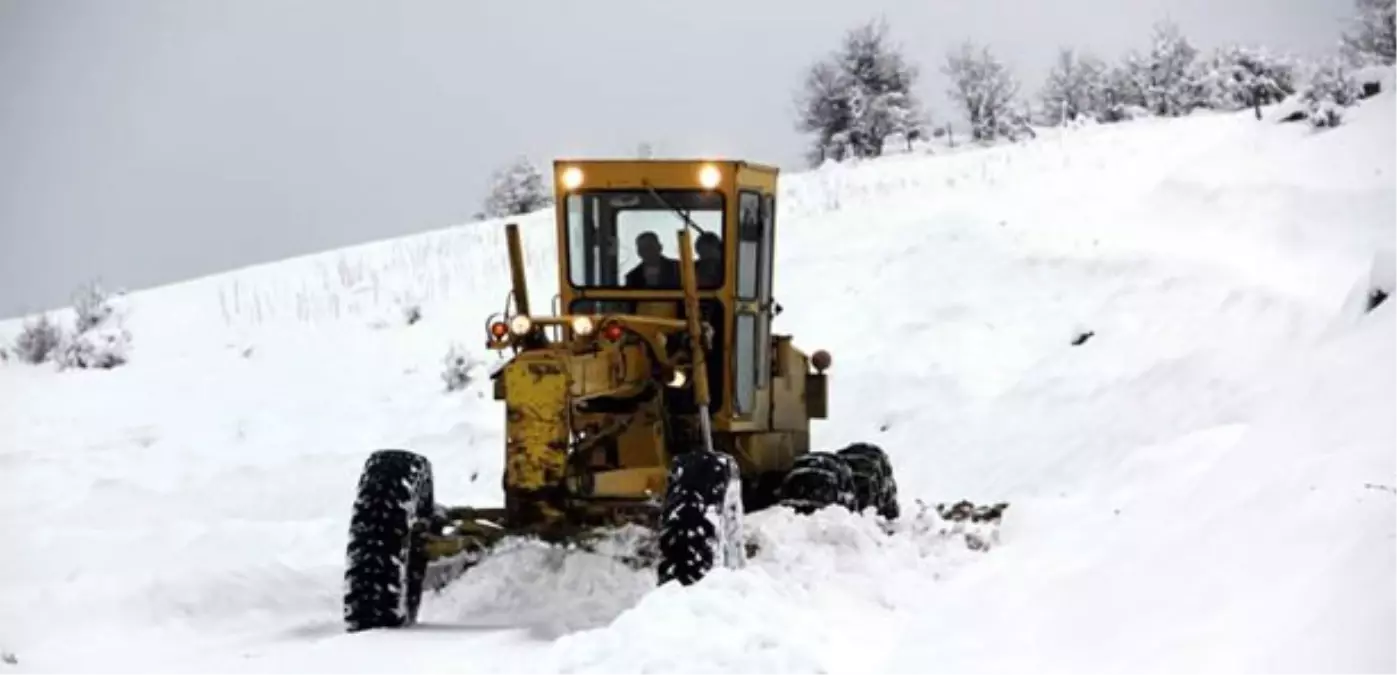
[736,192,761,300]
[733,191,764,414]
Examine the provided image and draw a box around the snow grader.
[341,159,1003,632]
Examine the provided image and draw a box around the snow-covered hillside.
[2,76,1393,673]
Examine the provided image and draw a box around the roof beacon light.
[698,164,721,189]
[561,167,584,190]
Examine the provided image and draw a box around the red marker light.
[489,321,509,339]
[602,321,624,341]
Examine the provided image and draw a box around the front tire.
[837,443,900,520]
[343,449,435,632]
[658,451,745,586]
[777,451,857,514]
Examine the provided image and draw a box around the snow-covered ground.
[2,75,1393,673]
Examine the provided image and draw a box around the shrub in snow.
[943,41,1024,142]
[481,157,552,218]
[1294,60,1364,128]
[795,18,927,165]
[1341,0,1395,66]
[56,325,131,370]
[403,303,422,326]
[1309,99,1345,128]
[56,279,133,370]
[71,280,116,333]
[13,314,62,364]
[442,344,481,392]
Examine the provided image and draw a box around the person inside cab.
[695,231,723,288]
[624,232,681,288]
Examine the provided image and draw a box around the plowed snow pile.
[2,73,1393,673]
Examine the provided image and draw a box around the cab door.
[732,189,775,418]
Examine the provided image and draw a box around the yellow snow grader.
[341,159,1000,632]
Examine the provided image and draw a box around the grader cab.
[341,159,905,633]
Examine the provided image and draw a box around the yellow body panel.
[502,353,572,524]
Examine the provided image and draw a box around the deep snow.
[1,75,1393,673]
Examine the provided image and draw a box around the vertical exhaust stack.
[506,223,531,318]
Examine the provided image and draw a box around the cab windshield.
[566,189,725,290]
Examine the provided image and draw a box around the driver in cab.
[625,232,681,288]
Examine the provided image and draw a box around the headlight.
[509,315,533,335]
[668,369,687,388]
[698,164,721,189]
[571,316,595,336]
[561,167,584,190]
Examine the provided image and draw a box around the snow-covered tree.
[481,157,552,218]
[1194,45,1298,113]
[796,61,856,164]
[1099,54,1151,122]
[1341,0,1395,65]
[796,18,927,164]
[943,41,1023,142]
[1038,47,1109,124]
[1141,20,1203,116]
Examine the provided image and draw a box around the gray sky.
[0,0,1350,318]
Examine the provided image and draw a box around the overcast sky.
[0,0,1351,317]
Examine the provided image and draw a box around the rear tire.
[837,443,900,520]
[777,451,857,514]
[658,451,745,586]
[343,449,435,632]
